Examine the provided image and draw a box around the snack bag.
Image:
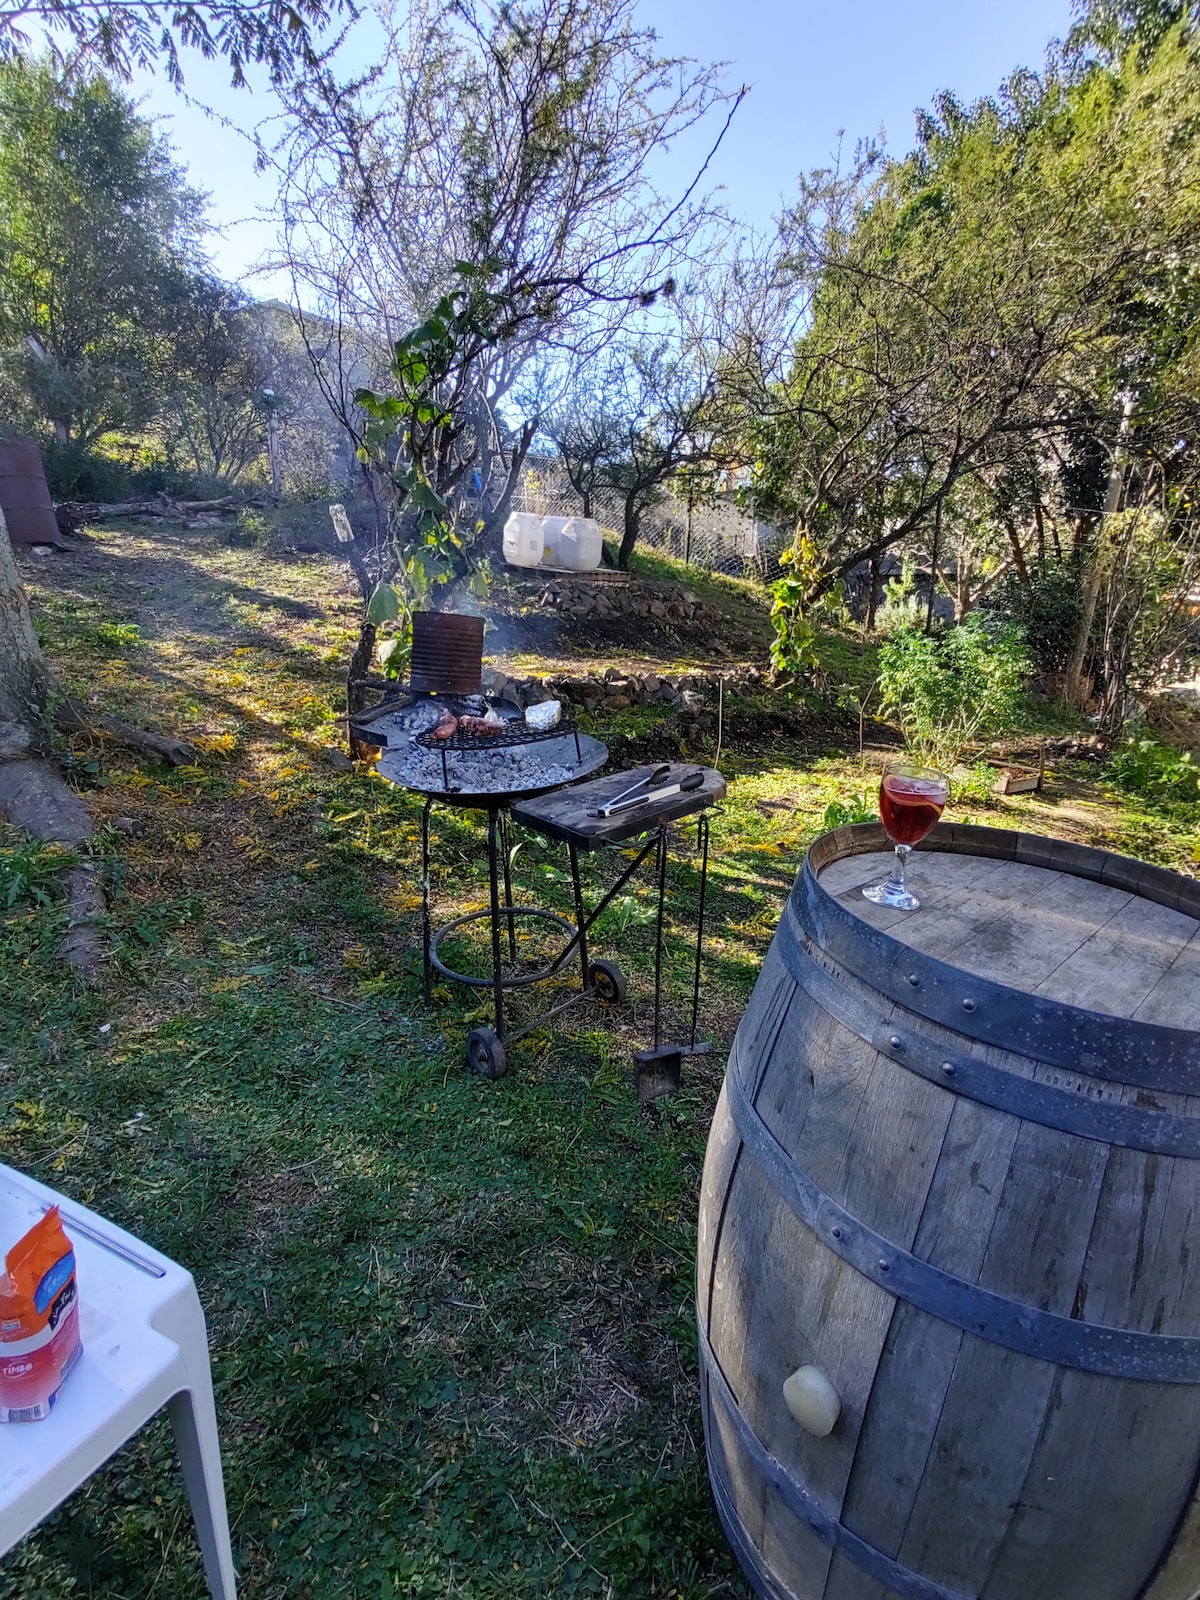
[0,1207,82,1422]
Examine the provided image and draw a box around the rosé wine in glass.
[863,762,948,910]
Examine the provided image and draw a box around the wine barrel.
[698,822,1200,1600]
[0,437,61,547]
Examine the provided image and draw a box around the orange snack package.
[0,1207,82,1423]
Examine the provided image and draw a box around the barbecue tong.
[591,767,705,818]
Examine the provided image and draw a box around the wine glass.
[862,761,949,910]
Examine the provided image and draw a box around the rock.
[606,693,632,711]
[30,545,54,557]
[324,748,354,771]
[112,815,143,837]
[644,673,660,694]
[0,720,32,762]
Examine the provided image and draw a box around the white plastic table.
[0,1164,237,1599]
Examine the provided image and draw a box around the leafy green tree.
[545,323,724,568]
[158,276,270,484]
[0,0,343,87]
[0,54,203,447]
[733,5,1200,646]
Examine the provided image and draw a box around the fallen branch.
[57,700,197,766]
[58,493,267,523]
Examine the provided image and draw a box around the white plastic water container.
[540,515,570,566]
[559,517,603,572]
[503,511,544,568]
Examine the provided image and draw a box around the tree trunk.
[483,419,537,541]
[1002,517,1031,588]
[1064,394,1135,711]
[864,550,880,632]
[926,500,943,634]
[618,497,641,570]
[955,553,971,622]
[0,513,104,976]
[346,619,379,757]
[0,512,53,725]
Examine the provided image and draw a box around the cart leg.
[691,812,711,1049]
[421,798,433,1007]
[652,826,667,1051]
[487,806,505,1040]
[569,842,589,992]
[497,808,517,962]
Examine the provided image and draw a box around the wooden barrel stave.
[699,825,1200,1600]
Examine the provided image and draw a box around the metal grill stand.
[419,776,722,1081]
[509,767,723,1097]
[420,792,641,1078]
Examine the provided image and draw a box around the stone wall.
[533,577,724,627]
[482,662,767,715]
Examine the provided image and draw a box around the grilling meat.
[456,714,504,738]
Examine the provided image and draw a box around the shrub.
[877,612,1031,770]
[987,564,1084,677]
[821,793,876,829]
[874,560,926,637]
[41,440,206,502]
[1108,737,1200,806]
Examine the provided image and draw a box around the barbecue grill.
[349,612,720,1082]
[350,682,618,1076]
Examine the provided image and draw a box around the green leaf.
[366,583,403,625]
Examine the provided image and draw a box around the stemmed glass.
[862,761,949,911]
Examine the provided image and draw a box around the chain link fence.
[512,460,788,582]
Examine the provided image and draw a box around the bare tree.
[268,0,740,525]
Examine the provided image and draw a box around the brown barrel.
[698,822,1200,1600]
[0,437,61,547]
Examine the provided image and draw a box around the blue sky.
[132,0,1075,295]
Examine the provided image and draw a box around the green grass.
[625,547,767,617]
[3,523,1199,1600]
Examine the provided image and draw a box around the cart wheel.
[466,1027,507,1079]
[589,959,628,1005]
